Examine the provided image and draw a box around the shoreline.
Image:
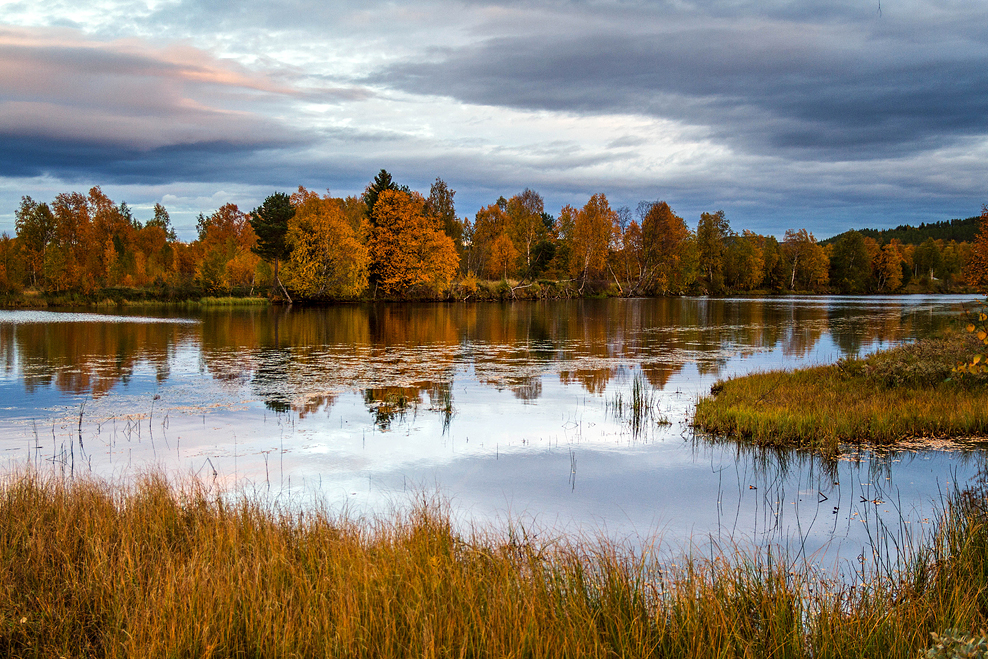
[1,284,980,310]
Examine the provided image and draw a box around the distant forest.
[1,170,987,302]
[822,216,982,246]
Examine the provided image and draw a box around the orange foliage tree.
[966,206,988,292]
[369,189,459,295]
[638,201,693,294]
[571,193,617,285]
[282,189,369,299]
[195,204,259,293]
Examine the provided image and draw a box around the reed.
[694,332,988,455]
[608,372,671,439]
[0,470,985,657]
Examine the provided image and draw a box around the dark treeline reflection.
[2,298,955,420]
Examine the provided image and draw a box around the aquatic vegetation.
[607,371,671,439]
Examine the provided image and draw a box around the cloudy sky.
[0,0,986,239]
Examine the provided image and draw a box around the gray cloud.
[372,15,988,161]
[0,27,315,182]
[0,1,986,239]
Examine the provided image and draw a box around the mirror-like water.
[0,296,984,571]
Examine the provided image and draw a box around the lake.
[0,295,984,571]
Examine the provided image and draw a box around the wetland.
[1,295,984,568]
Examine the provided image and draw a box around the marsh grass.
[608,372,671,439]
[1,470,986,657]
[694,331,988,455]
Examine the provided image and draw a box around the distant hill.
[821,215,982,246]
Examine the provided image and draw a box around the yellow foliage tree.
[369,189,459,295]
[282,192,369,299]
[472,202,513,279]
[489,232,519,281]
[876,240,904,292]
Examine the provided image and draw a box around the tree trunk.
[273,258,292,305]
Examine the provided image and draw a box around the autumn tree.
[195,204,258,293]
[966,207,988,292]
[635,201,692,294]
[369,189,459,295]
[0,233,22,294]
[782,228,829,291]
[49,192,93,292]
[425,178,465,271]
[363,169,409,220]
[696,210,730,292]
[250,192,295,302]
[761,236,785,290]
[875,239,904,292]
[553,205,578,281]
[89,187,136,287]
[282,190,369,299]
[571,194,617,288]
[617,219,643,285]
[147,203,176,240]
[829,230,871,293]
[724,230,765,291]
[14,196,55,288]
[506,189,547,280]
[471,202,513,279]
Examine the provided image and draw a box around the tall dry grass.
[0,471,985,657]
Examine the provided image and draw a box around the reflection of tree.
[364,387,422,431]
[251,348,294,413]
[511,377,542,402]
[428,382,454,433]
[559,369,611,394]
[640,363,679,390]
[781,302,827,358]
[295,394,338,419]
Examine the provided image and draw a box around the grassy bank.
[0,471,986,657]
[694,330,988,455]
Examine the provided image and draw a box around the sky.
[0,0,986,240]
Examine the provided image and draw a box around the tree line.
[1,170,986,301]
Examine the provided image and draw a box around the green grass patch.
[694,331,988,454]
[197,295,269,306]
[0,471,986,657]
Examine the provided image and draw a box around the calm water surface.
[0,296,984,570]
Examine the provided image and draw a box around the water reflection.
[0,297,966,422]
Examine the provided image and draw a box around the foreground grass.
[694,331,988,455]
[0,472,987,657]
